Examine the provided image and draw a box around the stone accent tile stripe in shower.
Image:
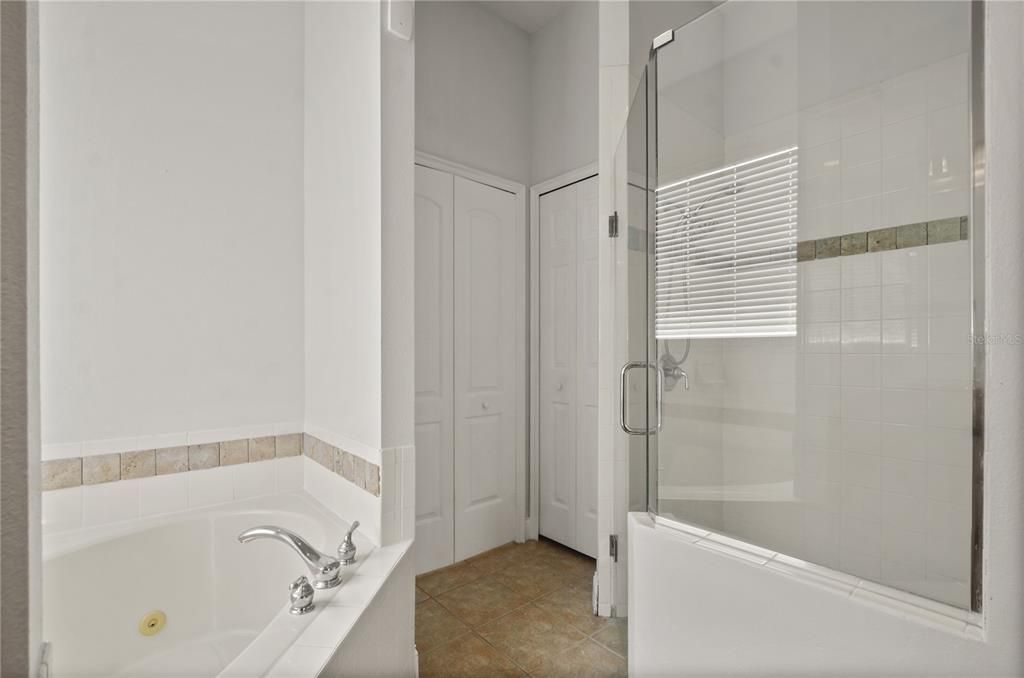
[840,231,867,256]
[796,240,816,262]
[897,222,929,248]
[815,236,841,259]
[798,216,967,262]
[867,227,897,253]
[928,217,962,244]
[303,433,382,498]
[41,433,309,491]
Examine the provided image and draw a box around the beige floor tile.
[533,585,607,636]
[416,540,623,677]
[529,639,628,678]
[466,542,521,574]
[476,604,588,672]
[419,633,526,678]
[591,618,628,658]
[435,577,531,628]
[416,600,471,654]
[417,561,483,597]
[494,556,577,601]
[535,543,596,583]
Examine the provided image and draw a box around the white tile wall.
[42,422,304,461]
[650,10,973,613]
[380,445,415,546]
[42,457,306,531]
[786,240,973,606]
[798,54,969,242]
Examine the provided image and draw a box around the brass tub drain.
[139,610,166,636]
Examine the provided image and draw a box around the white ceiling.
[479,1,572,34]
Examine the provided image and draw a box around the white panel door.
[574,176,600,557]
[539,183,578,548]
[539,176,599,558]
[414,165,455,574]
[453,176,518,560]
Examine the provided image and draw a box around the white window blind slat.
[655,146,799,340]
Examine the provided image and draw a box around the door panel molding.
[414,165,455,575]
[414,153,527,572]
[531,166,600,558]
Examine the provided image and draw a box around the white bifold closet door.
[415,165,518,574]
[539,175,599,558]
[414,165,455,574]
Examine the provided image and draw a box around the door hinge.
[608,212,619,238]
[652,28,675,52]
[609,534,619,562]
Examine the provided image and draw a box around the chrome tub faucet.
[338,521,360,566]
[238,525,342,589]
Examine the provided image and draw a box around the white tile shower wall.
[798,54,969,241]
[790,242,972,607]
[702,245,972,608]
[658,338,726,532]
[698,4,973,608]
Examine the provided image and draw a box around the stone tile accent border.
[797,216,968,262]
[38,430,383,500]
[42,432,305,492]
[302,434,381,497]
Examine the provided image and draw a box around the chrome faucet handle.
[289,576,315,615]
[338,521,360,565]
[238,525,342,589]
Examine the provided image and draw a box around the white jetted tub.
[43,492,387,677]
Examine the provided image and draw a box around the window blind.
[654,147,798,339]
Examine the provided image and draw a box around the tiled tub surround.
[302,433,381,497]
[42,433,302,490]
[41,432,382,498]
[43,491,414,677]
[42,428,412,549]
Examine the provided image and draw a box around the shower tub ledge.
[43,492,415,677]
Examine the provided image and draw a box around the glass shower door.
[645,1,976,610]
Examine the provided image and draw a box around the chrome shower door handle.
[620,361,662,435]
[654,361,664,433]
[620,361,645,434]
